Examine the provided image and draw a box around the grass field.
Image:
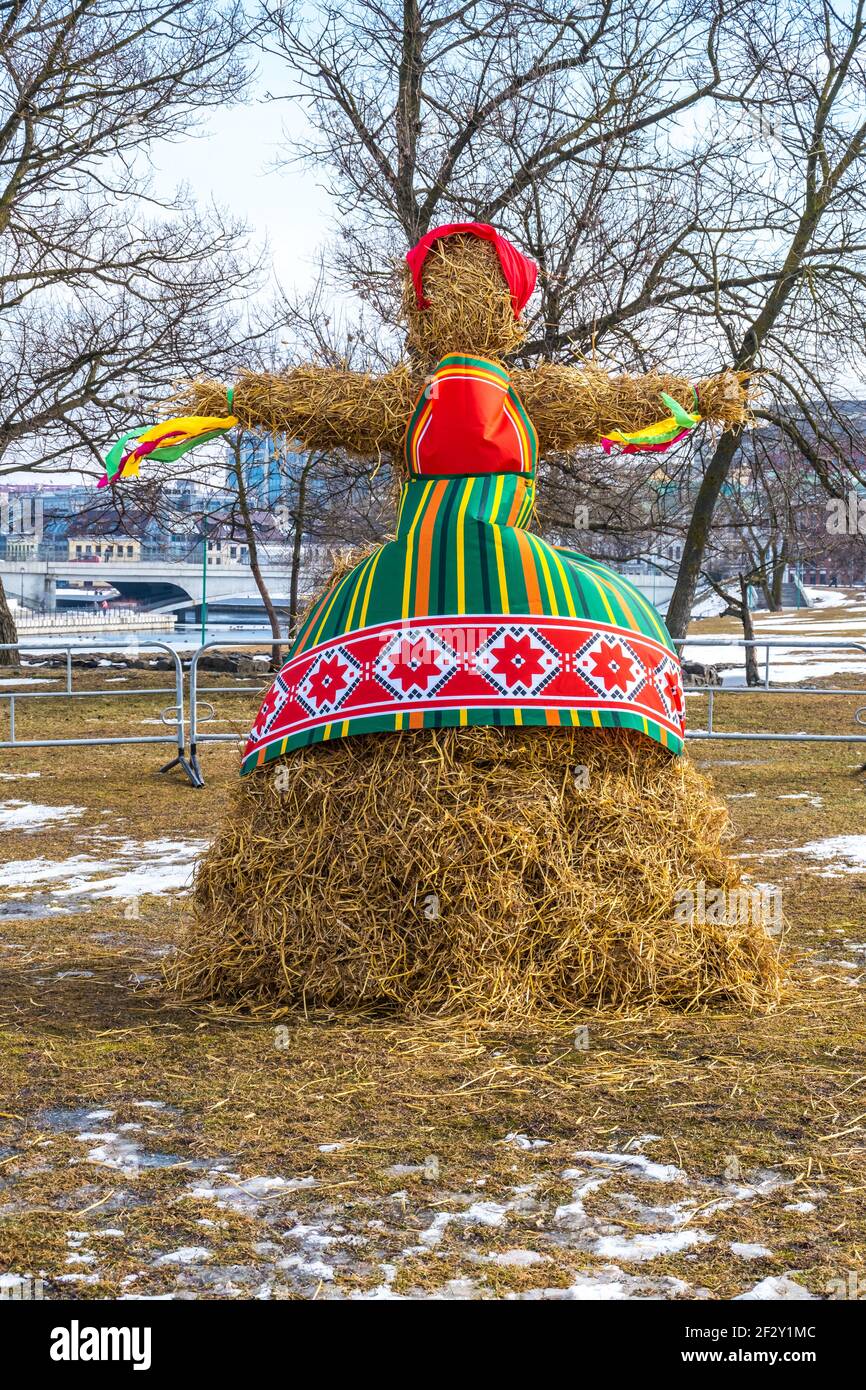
[1,597,865,1301]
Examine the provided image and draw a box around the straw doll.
[106,222,782,1015]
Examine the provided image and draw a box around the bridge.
[1,554,685,618]
[0,557,294,615]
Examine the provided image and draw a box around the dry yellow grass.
[173,727,784,1018]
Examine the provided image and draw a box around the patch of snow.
[503,1132,550,1150]
[593,1230,713,1262]
[731,1242,773,1259]
[283,1223,335,1249]
[0,678,58,687]
[465,1201,510,1227]
[784,1202,816,1214]
[0,770,41,779]
[570,1150,688,1184]
[416,1199,510,1249]
[692,592,728,619]
[155,1246,211,1265]
[554,1175,608,1227]
[801,587,863,609]
[277,1253,334,1282]
[484,1249,547,1267]
[735,1275,814,1301]
[762,835,866,876]
[0,837,208,908]
[0,800,84,832]
[77,1136,143,1173]
[185,1173,316,1211]
[351,1282,405,1300]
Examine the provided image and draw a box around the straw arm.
[184,365,415,458]
[510,364,751,455]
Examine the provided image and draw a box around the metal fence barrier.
[187,638,276,787]
[676,636,866,742]
[0,639,197,784]
[2,632,866,788]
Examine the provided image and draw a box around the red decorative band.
[244,615,685,763]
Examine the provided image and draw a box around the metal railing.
[187,637,277,787]
[2,632,866,789]
[11,612,173,631]
[676,636,866,741]
[0,639,197,784]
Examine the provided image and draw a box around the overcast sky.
[153,54,331,299]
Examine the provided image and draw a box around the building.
[3,533,41,561]
[205,534,249,567]
[67,536,142,562]
[235,434,305,509]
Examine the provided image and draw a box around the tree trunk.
[288,457,316,633]
[0,578,19,666]
[740,576,761,686]
[232,441,284,670]
[666,428,744,638]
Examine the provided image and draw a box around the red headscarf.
[406,222,537,318]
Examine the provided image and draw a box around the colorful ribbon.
[601,389,701,455]
[99,392,237,487]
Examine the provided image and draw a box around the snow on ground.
[593,1230,713,1262]
[681,642,866,684]
[0,677,59,687]
[692,592,729,619]
[778,836,866,876]
[0,800,84,832]
[743,835,866,877]
[184,1174,318,1212]
[16,1122,822,1300]
[0,836,208,911]
[684,588,866,684]
[802,587,865,609]
[735,1276,815,1301]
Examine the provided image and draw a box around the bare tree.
[259,0,866,645]
[262,0,738,314]
[0,0,265,656]
[663,1,866,634]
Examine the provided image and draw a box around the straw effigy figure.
[105,222,783,1016]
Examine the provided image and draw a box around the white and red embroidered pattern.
[244,615,685,764]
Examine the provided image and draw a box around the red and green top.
[242,355,685,774]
